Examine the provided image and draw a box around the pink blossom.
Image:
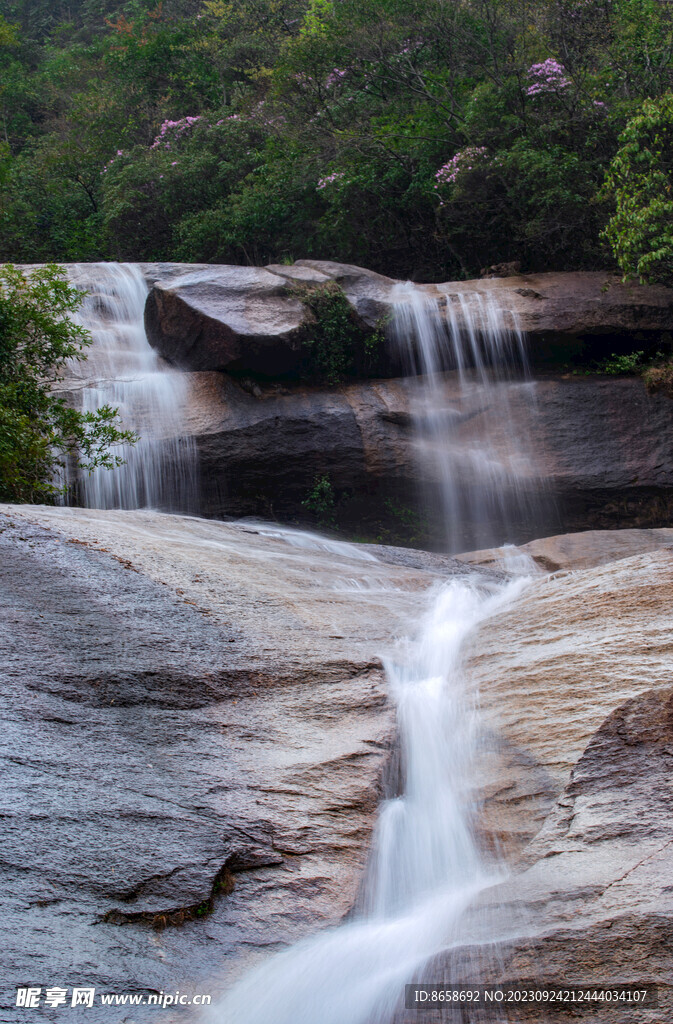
[317,172,344,190]
[150,115,204,150]
[526,59,570,96]
[434,147,488,186]
[326,67,348,87]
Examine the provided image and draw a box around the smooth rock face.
[143,266,309,374]
[3,507,673,1022]
[471,550,673,1019]
[140,262,673,374]
[175,372,673,541]
[472,547,673,846]
[394,546,673,1022]
[459,526,673,572]
[1,504,469,1018]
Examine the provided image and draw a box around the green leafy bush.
[0,264,136,502]
[293,282,384,385]
[595,351,645,375]
[602,93,673,285]
[302,473,336,523]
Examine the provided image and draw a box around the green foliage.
[1,0,673,276]
[602,92,673,285]
[595,350,645,375]
[294,281,384,384]
[301,472,335,523]
[0,264,136,502]
[572,348,669,376]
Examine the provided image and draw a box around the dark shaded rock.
[175,372,673,544]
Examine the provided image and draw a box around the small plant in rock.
[596,351,645,375]
[292,282,384,385]
[302,473,336,524]
[573,350,647,376]
[643,359,673,398]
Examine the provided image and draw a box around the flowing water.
[392,283,543,553]
[207,288,536,1024]
[62,263,197,511]
[208,576,525,1024]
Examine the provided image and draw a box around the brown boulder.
[143,265,309,374]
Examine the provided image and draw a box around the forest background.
[0,0,672,284]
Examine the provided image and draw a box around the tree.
[602,92,673,286]
[0,264,136,502]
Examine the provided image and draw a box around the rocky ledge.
[164,371,673,542]
[141,261,673,374]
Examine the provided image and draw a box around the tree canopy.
[1,0,672,279]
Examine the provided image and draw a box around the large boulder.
[142,262,397,375]
[143,265,309,374]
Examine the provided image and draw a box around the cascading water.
[392,283,544,554]
[207,288,536,1024]
[62,263,197,511]
[207,576,525,1024]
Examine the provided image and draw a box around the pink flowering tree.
[433,147,496,207]
[526,59,570,97]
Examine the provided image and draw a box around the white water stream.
[208,575,524,1024]
[62,263,197,511]
[207,290,535,1023]
[392,284,543,553]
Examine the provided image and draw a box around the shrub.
[293,282,384,385]
[302,473,336,523]
[602,93,673,285]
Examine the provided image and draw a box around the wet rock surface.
[451,549,673,1022]
[406,685,673,1023]
[459,526,673,572]
[386,545,673,1023]
[3,507,673,1022]
[175,372,673,542]
[1,505,474,1019]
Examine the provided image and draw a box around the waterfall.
[207,577,524,1024]
[392,283,543,554]
[62,263,197,511]
[208,288,536,1024]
